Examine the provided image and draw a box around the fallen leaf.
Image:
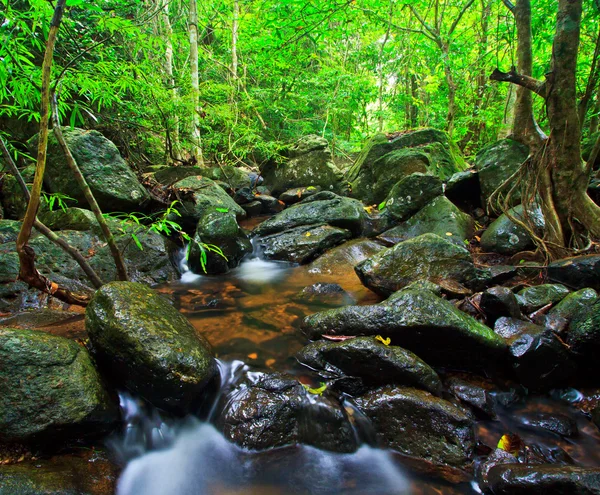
[446,232,453,236]
[375,335,391,346]
[265,358,276,367]
[302,382,327,395]
[247,352,258,360]
[305,232,312,237]
[497,433,522,455]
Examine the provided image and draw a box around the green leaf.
[132,233,143,250]
[302,382,327,396]
[378,200,386,210]
[215,207,229,213]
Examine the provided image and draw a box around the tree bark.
[160,0,180,160]
[189,0,204,165]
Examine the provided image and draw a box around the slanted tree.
[490,0,600,257]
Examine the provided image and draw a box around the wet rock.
[233,186,256,205]
[29,128,150,212]
[302,288,508,372]
[567,299,600,369]
[548,255,600,291]
[354,386,475,471]
[508,325,576,390]
[279,186,321,205]
[480,204,545,255]
[487,464,600,494]
[306,238,386,276]
[445,170,482,211]
[257,224,351,264]
[254,194,285,214]
[85,282,217,414]
[294,283,354,307]
[253,195,366,237]
[445,376,497,419]
[260,135,344,196]
[355,233,480,296]
[519,412,578,437]
[241,200,262,217]
[347,129,466,204]
[480,287,522,324]
[172,176,245,225]
[0,219,22,243]
[0,173,28,219]
[38,207,97,231]
[516,284,570,313]
[378,196,474,246]
[296,336,443,396]
[477,448,519,492]
[494,317,538,342]
[475,139,529,210]
[403,280,443,295]
[384,173,443,221]
[200,165,253,190]
[0,328,118,444]
[548,288,598,321]
[188,210,252,274]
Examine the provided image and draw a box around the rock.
[254,194,285,214]
[0,173,28,219]
[445,375,498,419]
[0,328,118,444]
[477,448,519,492]
[508,325,576,390]
[475,139,529,210]
[378,196,474,246]
[445,170,482,211]
[306,238,386,276]
[294,283,354,307]
[298,190,339,203]
[253,195,366,237]
[548,255,600,291]
[216,372,357,453]
[487,464,600,494]
[383,173,443,221]
[233,187,256,205]
[241,200,263,217]
[347,129,466,204]
[519,412,578,437]
[355,234,480,296]
[516,284,570,313]
[279,186,321,204]
[29,128,150,212]
[260,135,344,196]
[256,224,351,264]
[188,211,252,274]
[201,165,252,190]
[172,176,245,225]
[480,204,545,255]
[0,219,22,243]
[0,223,179,289]
[548,288,598,321]
[567,299,600,369]
[354,386,474,471]
[302,288,508,372]
[296,336,443,396]
[38,207,97,231]
[480,287,522,324]
[153,166,204,185]
[85,282,217,413]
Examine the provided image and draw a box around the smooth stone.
[516,284,570,313]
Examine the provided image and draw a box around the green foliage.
[301,382,327,396]
[42,192,76,212]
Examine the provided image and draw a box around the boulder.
[383,173,443,221]
[548,288,598,321]
[518,412,578,437]
[445,375,497,419]
[379,196,474,246]
[567,299,600,369]
[306,238,386,276]
[279,186,321,205]
[355,233,480,296]
[241,200,262,217]
[188,211,251,274]
[260,135,344,196]
[253,194,366,237]
[256,224,351,264]
[0,173,28,220]
[296,336,443,396]
[487,464,600,495]
[153,166,204,185]
[38,207,97,231]
[480,204,545,255]
[29,128,150,212]
[475,139,529,210]
[293,283,354,307]
[516,284,570,313]
[445,170,482,211]
[347,129,466,204]
[85,282,217,413]
[302,288,508,371]
[547,255,600,291]
[172,176,245,225]
[254,194,285,214]
[0,328,118,444]
[354,386,475,471]
[480,286,522,323]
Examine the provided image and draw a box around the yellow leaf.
[375,335,391,346]
[247,352,258,360]
[305,232,312,237]
[446,232,453,236]
[302,382,327,395]
[497,434,522,455]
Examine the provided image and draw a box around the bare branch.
[448,0,476,37]
[490,67,546,97]
[408,5,440,42]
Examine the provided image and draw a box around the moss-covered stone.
[355,233,479,296]
[384,173,444,221]
[567,299,600,364]
[379,196,474,246]
[354,386,474,470]
[38,208,97,231]
[0,328,118,444]
[548,288,598,321]
[480,204,545,255]
[0,219,22,243]
[306,238,386,276]
[296,336,443,396]
[516,284,570,313]
[302,288,507,371]
[475,139,529,210]
[253,194,366,237]
[85,282,217,413]
[257,224,351,264]
[0,174,28,220]
[28,128,150,212]
[188,211,251,274]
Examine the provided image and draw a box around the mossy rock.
[384,172,443,221]
[0,174,28,220]
[38,208,97,231]
[516,284,570,313]
[85,282,218,413]
[0,328,119,444]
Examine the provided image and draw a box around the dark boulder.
[548,288,598,321]
[383,173,443,222]
[567,299,600,370]
[306,238,386,276]
[480,204,545,255]
[516,284,570,314]
[548,255,600,291]
[85,282,217,413]
[480,286,522,324]
[279,186,322,205]
[518,412,578,437]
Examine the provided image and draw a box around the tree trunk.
[160,0,180,160]
[189,0,204,165]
